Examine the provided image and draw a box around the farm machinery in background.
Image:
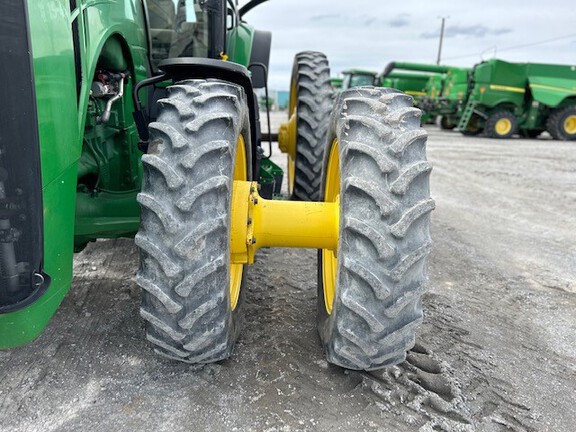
[455,59,576,139]
[380,62,470,127]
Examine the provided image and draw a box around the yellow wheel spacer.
[230,135,247,311]
[563,114,576,135]
[321,139,340,314]
[495,117,512,136]
[286,78,298,195]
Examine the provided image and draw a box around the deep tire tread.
[546,105,576,141]
[292,51,333,201]
[136,79,249,364]
[319,87,434,370]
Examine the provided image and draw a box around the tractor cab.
[340,69,378,90]
[146,0,227,67]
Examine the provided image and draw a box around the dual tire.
[136,74,434,370]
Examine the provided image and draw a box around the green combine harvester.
[330,76,343,90]
[380,62,470,128]
[0,0,433,371]
[435,67,471,130]
[457,59,576,139]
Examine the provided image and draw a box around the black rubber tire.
[485,110,517,139]
[546,105,576,141]
[317,88,435,370]
[460,113,482,136]
[289,51,332,201]
[440,116,456,130]
[135,79,251,363]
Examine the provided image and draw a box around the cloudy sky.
[240,0,576,90]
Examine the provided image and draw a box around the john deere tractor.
[0,0,433,371]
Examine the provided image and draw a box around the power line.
[443,33,576,61]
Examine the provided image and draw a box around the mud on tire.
[318,88,435,370]
[136,79,250,363]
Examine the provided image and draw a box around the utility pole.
[436,16,449,65]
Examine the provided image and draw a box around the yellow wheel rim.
[495,118,512,136]
[322,139,339,314]
[287,78,297,195]
[564,115,576,134]
[230,135,247,310]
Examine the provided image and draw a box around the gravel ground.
[1,119,575,431]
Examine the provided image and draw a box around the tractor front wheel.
[136,79,250,363]
[317,88,434,370]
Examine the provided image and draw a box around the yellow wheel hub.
[564,115,576,135]
[495,118,512,136]
[278,78,298,195]
[322,140,340,314]
[230,135,247,310]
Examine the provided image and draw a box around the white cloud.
[240,0,576,89]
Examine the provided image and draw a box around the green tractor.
[340,69,378,90]
[0,0,433,371]
[457,59,576,139]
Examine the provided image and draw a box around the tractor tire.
[136,79,251,363]
[485,110,517,139]
[440,116,456,130]
[288,51,332,201]
[546,105,576,141]
[317,87,434,370]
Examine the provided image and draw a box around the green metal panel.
[529,76,576,107]
[471,60,527,109]
[0,164,77,348]
[382,61,451,76]
[31,0,80,187]
[227,22,255,67]
[440,68,470,101]
[0,0,82,347]
[0,0,150,348]
[381,74,430,96]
